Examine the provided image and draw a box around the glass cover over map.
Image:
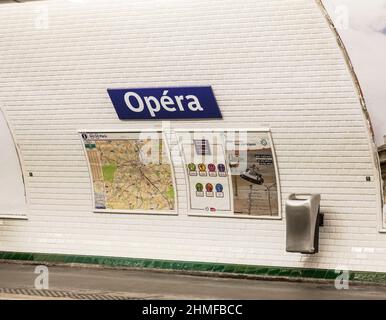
[81,131,175,213]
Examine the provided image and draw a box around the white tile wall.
[0,0,384,272]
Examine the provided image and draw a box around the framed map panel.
[80,131,176,214]
[176,129,281,219]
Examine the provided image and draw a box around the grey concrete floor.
[1,262,386,300]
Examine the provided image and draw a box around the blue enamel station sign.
[107,86,222,120]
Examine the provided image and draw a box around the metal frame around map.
[78,129,178,216]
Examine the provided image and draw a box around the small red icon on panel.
[208,163,217,177]
[205,183,213,192]
[205,183,214,197]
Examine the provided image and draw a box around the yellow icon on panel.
[198,163,206,172]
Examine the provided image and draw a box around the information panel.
[179,132,232,214]
[226,131,279,217]
[178,130,279,217]
[81,131,176,214]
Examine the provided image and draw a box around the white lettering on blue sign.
[107,86,222,120]
[124,90,204,117]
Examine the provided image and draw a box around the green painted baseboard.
[1,250,386,284]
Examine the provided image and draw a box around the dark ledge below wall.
[1,251,386,285]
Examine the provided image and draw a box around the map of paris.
[82,132,175,213]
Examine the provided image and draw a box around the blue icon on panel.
[215,183,223,193]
